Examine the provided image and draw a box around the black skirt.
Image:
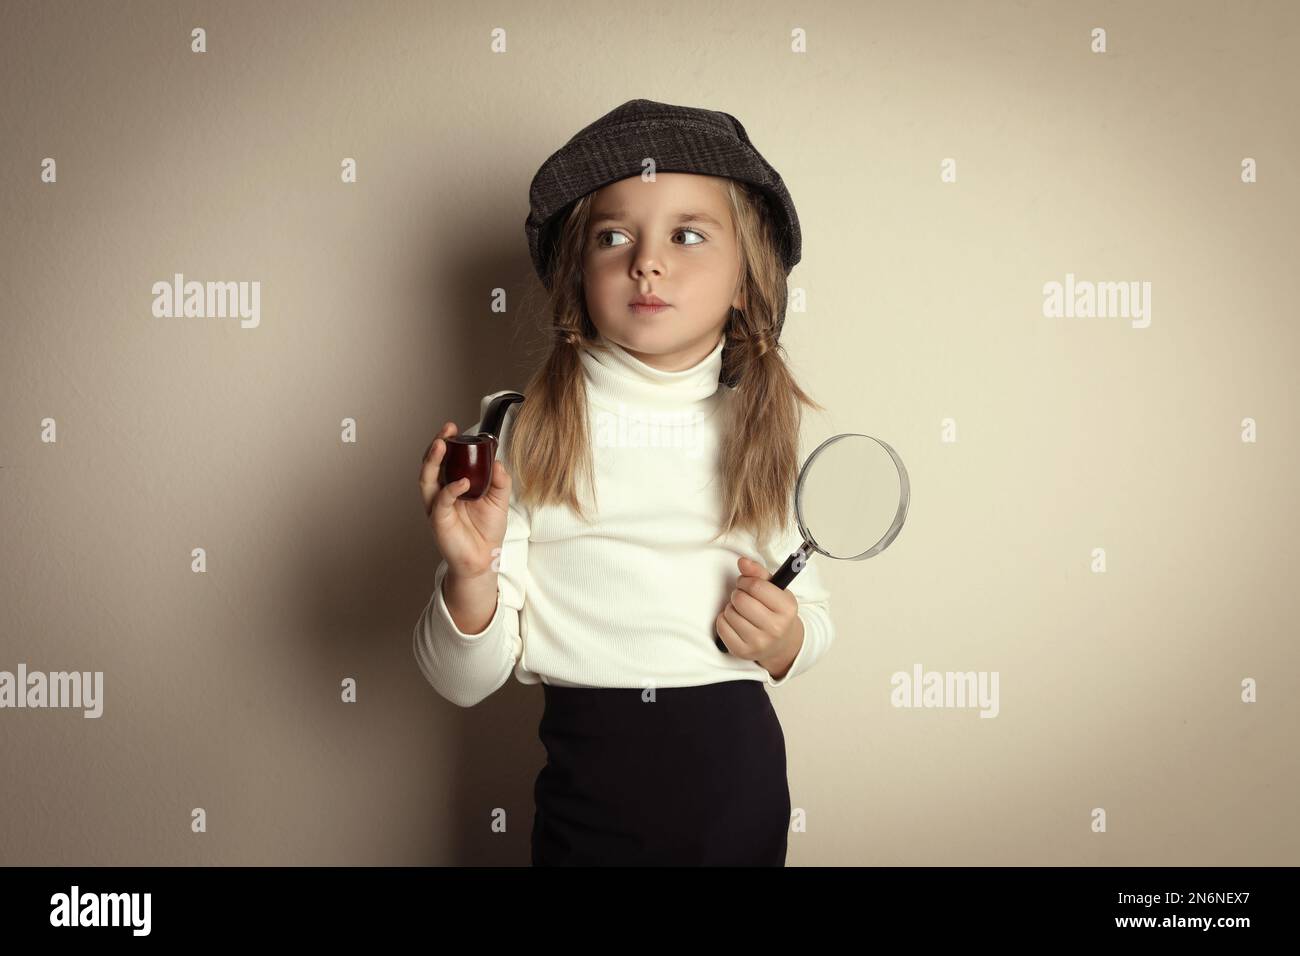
[530,679,791,866]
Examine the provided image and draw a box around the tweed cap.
[524,98,801,298]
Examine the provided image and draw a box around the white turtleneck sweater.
[412,331,835,708]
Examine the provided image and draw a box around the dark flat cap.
[524,99,801,293]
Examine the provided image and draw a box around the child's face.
[581,173,745,373]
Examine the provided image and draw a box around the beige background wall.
[1,0,1296,865]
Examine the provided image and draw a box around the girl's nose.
[633,258,663,279]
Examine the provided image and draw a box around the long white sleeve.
[412,393,531,708]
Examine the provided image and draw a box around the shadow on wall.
[288,203,552,865]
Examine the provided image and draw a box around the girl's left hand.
[715,556,800,662]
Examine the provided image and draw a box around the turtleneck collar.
[579,331,726,420]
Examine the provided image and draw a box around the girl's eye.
[594,228,706,248]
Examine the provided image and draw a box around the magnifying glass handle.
[714,542,813,654]
[769,547,807,590]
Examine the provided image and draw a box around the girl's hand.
[418,420,512,579]
[715,556,802,664]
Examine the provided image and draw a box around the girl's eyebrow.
[589,210,724,228]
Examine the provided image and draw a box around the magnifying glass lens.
[799,435,906,560]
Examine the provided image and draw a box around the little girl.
[414,99,834,867]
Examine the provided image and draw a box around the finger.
[418,462,441,515]
[715,612,752,656]
[486,458,508,490]
[735,575,788,615]
[483,459,513,510]
[723,598,766,647]
[432,475,471,520]
[731,587,776,626]
[418,422,460,512]
[426,421,460,460]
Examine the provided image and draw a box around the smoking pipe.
[438,391,525,500]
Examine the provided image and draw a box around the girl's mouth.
[630,304,673,315]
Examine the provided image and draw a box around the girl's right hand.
[418,420,512,579]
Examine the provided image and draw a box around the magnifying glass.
[715,433,911,654]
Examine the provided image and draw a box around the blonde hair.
[507,177,823,548]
